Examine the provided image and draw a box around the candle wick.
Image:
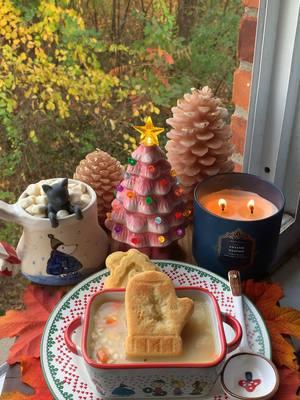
[248,200,255,215]
[218,198,227,213]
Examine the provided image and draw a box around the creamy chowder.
[89,297,219,365]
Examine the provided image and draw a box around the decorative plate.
[41,261,271,400]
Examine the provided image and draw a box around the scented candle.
[193,173,285,279]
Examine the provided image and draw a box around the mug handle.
[221,313,242,353]
[64,316,82,355]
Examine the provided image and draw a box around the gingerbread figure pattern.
[46,234,83,276]
[189,380,207,395]
[171,379,185,396]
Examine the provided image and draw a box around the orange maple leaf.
[243,280,300,370]
[0,357,52,399]
[272,367,300,400]
[162,52,174,65]
[0,284,64,364]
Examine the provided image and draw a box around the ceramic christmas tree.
[105,117,189,248]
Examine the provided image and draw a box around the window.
[244,0,300,266]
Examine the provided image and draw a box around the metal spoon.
[228,270,250,352]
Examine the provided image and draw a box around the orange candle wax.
[199,189,278,221]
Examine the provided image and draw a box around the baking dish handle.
[221,313,242,353]
[64,316,82,355]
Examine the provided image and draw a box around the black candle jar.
[193,173,285,280]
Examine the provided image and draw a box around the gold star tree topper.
[133,117,164,146]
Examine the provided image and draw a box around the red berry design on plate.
[239,372,261,392]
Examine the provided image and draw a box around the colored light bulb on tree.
[127,191,135,199]
[160,178,168,186]
[155,216,162,224]
[176,227,184,236]
[131,237,139,245]
[183,209,192,217]
[175,211,182,219]
[114,225,122,233]
[128,158,137,166]
[175,187,184,197]
[116,184,124,192]
[158,235,166,244]
[146,196,153,205]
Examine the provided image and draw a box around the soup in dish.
[88,296,219,364]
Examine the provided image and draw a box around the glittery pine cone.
[74,149,124,225]
[166,87,234,204]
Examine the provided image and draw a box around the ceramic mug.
[0,178,108,285]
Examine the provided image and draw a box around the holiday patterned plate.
[41,261,271,400]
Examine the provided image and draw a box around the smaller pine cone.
[74,149,124,225]
[166,87,234,204]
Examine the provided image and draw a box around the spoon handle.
[228,270,249,351]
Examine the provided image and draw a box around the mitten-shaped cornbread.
[104,249,158,289]
[125,271,194,357]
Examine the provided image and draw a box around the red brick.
[234,163,243,172]
[242,0,259,7]
[238,17,257,62]
[232,69,252,110]
[231,115,247,154]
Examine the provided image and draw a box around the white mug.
[0,179,108,285]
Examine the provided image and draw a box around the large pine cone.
[165,87,234,204]
[74,149,124,225]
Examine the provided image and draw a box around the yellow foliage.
[0,0,163,174]
[0,0,124,121]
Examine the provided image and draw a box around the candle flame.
[248,199,255,214]
[218,198,227,212]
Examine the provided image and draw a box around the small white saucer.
[220,352,279,399]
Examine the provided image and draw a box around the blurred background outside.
[0,0,243,244]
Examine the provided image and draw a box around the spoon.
[228,270,250,352]
[219,270,280,399]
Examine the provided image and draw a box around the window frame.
[243,0,300,269]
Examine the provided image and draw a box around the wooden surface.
[2,226,196,395]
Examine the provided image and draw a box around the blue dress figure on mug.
[46,234,82,276]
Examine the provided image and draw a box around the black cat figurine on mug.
[42,178,83,228]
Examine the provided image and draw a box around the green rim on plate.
[41,261,271,400]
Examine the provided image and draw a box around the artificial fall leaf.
[0,284,64,364]
[0,357,52,400]
[0,392,26,399]
[243,280,300,370]
[272,367,300,400]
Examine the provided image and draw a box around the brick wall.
[231,0,259,171]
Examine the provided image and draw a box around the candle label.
[218,229,255,268]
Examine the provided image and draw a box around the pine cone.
[166,87,234,205]
[74,149,124,226]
